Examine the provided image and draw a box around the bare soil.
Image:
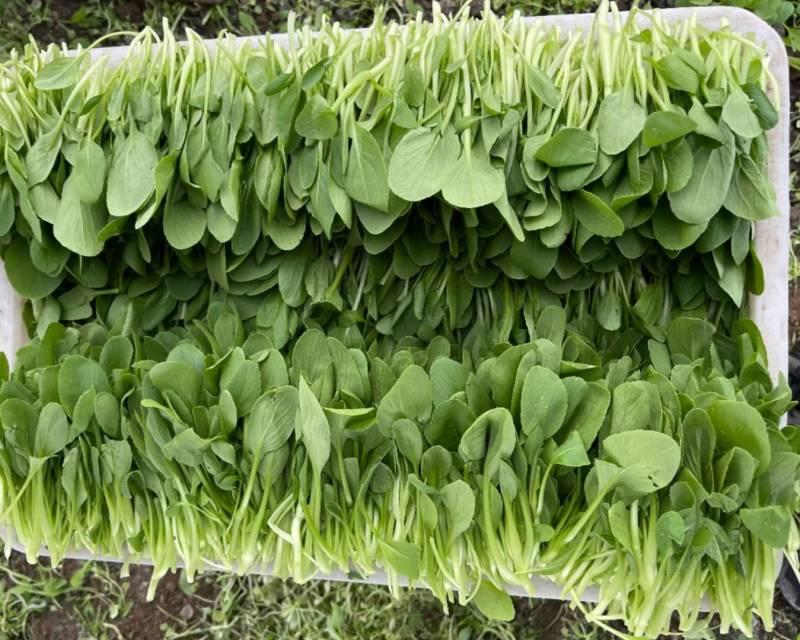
[12,555,219,640]
[2,2,800,639]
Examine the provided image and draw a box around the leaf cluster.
[0,303,795,636]
[0,3,779,338]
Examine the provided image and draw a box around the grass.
[0,0,605,56]
[0,1,799,639]
[2,542,798,638]
[0,553,607,640]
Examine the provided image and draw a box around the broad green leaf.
[472,581,514,621]
[99,440,132,483]
[263,71,293,96]
[740,506,791,548]
[742,83,778,130]
[345,124,389,211]
[488,345,535,408]
[34,402,68,457]
[388,126,459,201]
[298,376,331,474]
[564,382,610,448]
[292,330,331,384]
[295,95,338,140]
[667,317,715,360]
[0,179,14,235]
[94,391,120,438]
[505,234,556,278]
[164,200,207,250]
[574,189,624,237]
[377,539,419,580]
[492,192,526,242]
[716,248,746,306]
[713,447,755,507]
[597,91,645,155]
[682,408,716,487]
[25,130,62,186]
[73,138,106,203]
[688,99,725,143]
[58,355,109,417]
[220,352,262,415]
[550,431,589,467]
[107,130,158,216]
[664,139,693,192]
[430,357,466,406]
[54,178,106,257]
[536,128,597,167]
[0,398,37,454]
[707,400,771,474]
[376,365,432,431]
[651,205,707,250]
[3,238,63,299]
[301,58,331,90]
[656,511,685,550]
[608,501,631,549]
[721,90,761,139]
[309,162,336,236]
[723,156,778,221]
[642,111,696,147]
[441,479,475,540]
[136,151,178,229]
[603,430,680,494]
[70,388,96,441]
[441,140,505,209]
[211,441,236,465]
[668,133,735,224]
[520,366,567,438]
[537,306,566,345]
[221,158,242,222]
[148,361,201,407]
[208,202,238,243]
[99,336,134,372]
[163,428,210,465]
[459,407,515,476]
[34,56,81,90]
[393,418,423,468]
[420,446,452,485]
[611,381,655,434]
[426,399,476,450]
[525,65,561,108]
[61,447,87,505]
[653,54,699,93]
[596,288,621,331]
[416,490,438,532]
[245,387,298,457]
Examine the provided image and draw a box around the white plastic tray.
[0,7,789,604]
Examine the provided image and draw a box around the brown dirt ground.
[12,554,216,640]
[5,550,799,640]
[2,2,800,639]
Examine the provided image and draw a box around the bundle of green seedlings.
[0,1,777,341]
[11,247,756,370]
[0,303,796,638]
[8,217,761,362]
[0,1,793,638]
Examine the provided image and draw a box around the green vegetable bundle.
[10,252,748,372]
[0,303,795,637]
[0,2,793,638]
[0,2,777,341]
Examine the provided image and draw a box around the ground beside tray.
[1,551,797,640]
[1,1,799,639]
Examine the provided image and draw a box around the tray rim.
[0,5,789,607]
